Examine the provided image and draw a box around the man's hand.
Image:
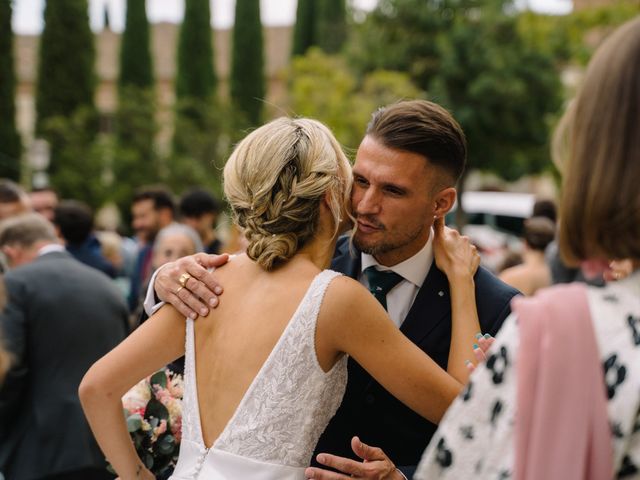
[305,437,405,479]
[432,216,480,281]
[155,253,229,319]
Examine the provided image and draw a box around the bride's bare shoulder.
[322,274,378,316]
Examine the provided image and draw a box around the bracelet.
[395,468,409,480]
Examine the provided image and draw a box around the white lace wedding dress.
[170,270,347,480]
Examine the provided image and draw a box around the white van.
[447,191,536,271]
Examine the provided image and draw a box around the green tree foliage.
[317,0,347,54]
[36,0,95,139]
[292,0,316,56]
[167,98,229,198]
[288,48,423,151]
[43,108,108,208]
[517,2,640,66]
[231,0,265,127]
[115,0,157,216]
[0,0,21,179]
[430,10,563,180]
[119,0,153,89]
[36,0,95,184]
[176,0,216,101]
[172,0,224,195]
[347,0,448,87]
[349,0,562,180]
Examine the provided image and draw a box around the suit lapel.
[330,236,361,280]
[400,263,451,345]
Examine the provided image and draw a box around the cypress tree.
[231,0,265,127]
[317,0,347,54]
[35,0,95,138]
[114,0,157,217]
[292,0,316,57]
[175,0,216,101]
[119,0,153,90]
[0,0,21,180]
[171,0,223,195]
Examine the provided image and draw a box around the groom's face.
[351,136,442,267]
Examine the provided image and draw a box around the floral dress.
[415,272,640,479]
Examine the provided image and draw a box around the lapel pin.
[438,291,444,297]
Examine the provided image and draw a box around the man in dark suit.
[142,100,519,479]
[0,213,129,480]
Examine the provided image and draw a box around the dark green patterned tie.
[364,266,404,311]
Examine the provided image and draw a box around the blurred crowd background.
[0,0,639,309]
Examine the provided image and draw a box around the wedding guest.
[0,213,128,480]
[179,188,223,254]
[532,198,556,224]
[28,186,59,222]
[129,186,175,311]
[153,224,203,270]
[0,182,31,274]
[499,216,555,296]
[54,200,117,278]
[0,180,30,221]
[415,16,640,479]
[144,100,520,478]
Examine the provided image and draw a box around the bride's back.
[193,255,322,448]
[187,117,352,450]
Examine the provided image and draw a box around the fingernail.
[317,454,326,463]
[475,333,483,339]
[200,308,208,316]
[209,298,218,307]
[214,287,223,295]
[472,343,479,349]
[484,333,491,339]
[465,359,471,365]
[189,312,197,319]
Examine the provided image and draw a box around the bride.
[79,117,481,480]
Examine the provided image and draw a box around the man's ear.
[433,187,457,219]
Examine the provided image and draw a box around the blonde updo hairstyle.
[224,117,352,270]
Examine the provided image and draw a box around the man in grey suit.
[0,213,129,480]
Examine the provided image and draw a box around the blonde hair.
[224,117,352,270]
[555,16,640,265]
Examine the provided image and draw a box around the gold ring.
[175,286,184,295]
[178,273,192,288]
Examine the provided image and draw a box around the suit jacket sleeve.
[0,276,29,431]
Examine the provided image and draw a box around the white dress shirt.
[360,233,434,328]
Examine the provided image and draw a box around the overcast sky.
[12,0,573,34]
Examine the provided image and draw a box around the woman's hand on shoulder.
[433,216,480,281]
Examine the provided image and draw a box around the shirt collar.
[361,230,434,288]
[38,243,65,257]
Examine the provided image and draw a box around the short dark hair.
[0,180,25,203]
[532,199,557,224]
[365,100,467,184]
[179,188,221,218]
[524,216,555,252]
[53,200,94,244]
[132,186,175,215]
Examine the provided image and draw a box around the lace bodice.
[178,269,347,475]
